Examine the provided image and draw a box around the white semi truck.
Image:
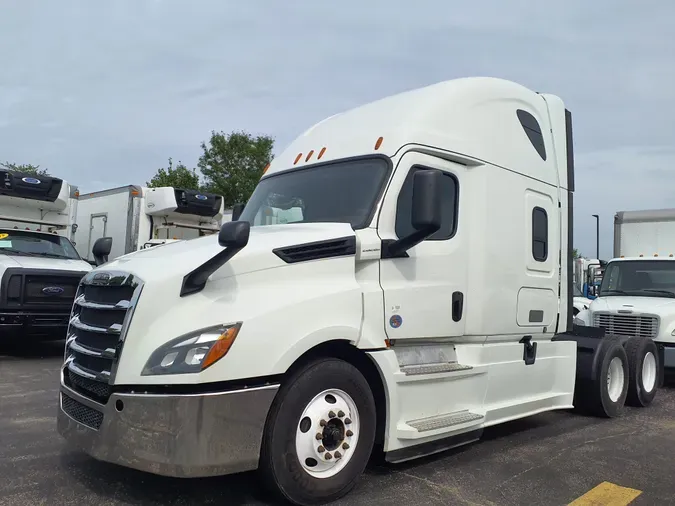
[73,185,226,262]
[579,208,675,371]
[0,170,107,341]
[58,78,660,505]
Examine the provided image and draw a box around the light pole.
[592,214,599,259]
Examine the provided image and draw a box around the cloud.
[0,0,674,255]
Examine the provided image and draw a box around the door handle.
[452,291,464,322]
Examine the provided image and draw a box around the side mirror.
[231,203,246,221]
[218,220,250,249]
[383,170,443,257]
[92,237,113,266]
[411,170,443,232]
[181,221,251,297]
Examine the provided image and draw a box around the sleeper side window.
[395,167,458,241]
[532,207,548,261]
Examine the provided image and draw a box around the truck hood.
[101,222,357,282]
[589,296,675,316]
[0,254,92,273]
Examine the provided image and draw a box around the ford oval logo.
[195,194,207,200]
[42,286,64,295]
[22,177,41,185]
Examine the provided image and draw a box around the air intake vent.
[273,236,356,264]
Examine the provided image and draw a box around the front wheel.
[259,358,376,506]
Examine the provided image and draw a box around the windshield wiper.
[639,289,675,298]
[601,289,628,295]
[0,248,40,257]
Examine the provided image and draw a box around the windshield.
[599,260,675,298]
[239,157,390,229]
[573,285,583,297]
[0,230,81,260]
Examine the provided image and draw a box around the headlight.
[574,317,586,326]
[142,322,242,376]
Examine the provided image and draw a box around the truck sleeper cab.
[57,78,659,506]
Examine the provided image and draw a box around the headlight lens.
[142,322,242,376]
[574,317,586,326]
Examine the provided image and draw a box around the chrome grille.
[63,270,142,405]
[593,312,659,339]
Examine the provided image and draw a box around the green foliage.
[572,248,580,259]
[198,131,274,208]
[1,161,49,176]
[146,158,200,190]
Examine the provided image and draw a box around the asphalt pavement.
[1,341,674,506]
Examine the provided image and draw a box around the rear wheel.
[259,358,376,506]
[578,336,629,418]
[624,337,659,407]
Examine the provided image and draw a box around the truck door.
[378,152,468,340]
[87,213,107,259]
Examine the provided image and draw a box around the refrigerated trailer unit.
[73,186,225,262]
[0,169,94,341]
[59,78,661,505]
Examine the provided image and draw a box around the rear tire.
[259,358,376,506]
[579,336,629,418]
[624,337,659,407]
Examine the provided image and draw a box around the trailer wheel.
[624,337,659,407]
[259,358,376,506]
[581,336,629,418]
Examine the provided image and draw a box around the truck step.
[407,410,484,433]
[401,362,473,376]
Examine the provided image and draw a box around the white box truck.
[0,170,104,341]
[58,78,660,505]
[578,208,675,371]
[74,186,226,262]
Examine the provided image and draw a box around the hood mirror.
[231,203,246,221]
[92,237,113,266]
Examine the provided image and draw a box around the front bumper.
[57,376,279,478]
[0,311,69,340]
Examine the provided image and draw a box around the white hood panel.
[0,254,92,274]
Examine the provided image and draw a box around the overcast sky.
[1,0,673,258]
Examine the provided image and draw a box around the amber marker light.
[201,323,242,370]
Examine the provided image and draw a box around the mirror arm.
[381,224,440,259]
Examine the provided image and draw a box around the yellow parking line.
[569,481,642,506]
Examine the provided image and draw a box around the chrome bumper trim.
[58,378,279,477]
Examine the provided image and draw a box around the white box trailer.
[58,78,661,505]
[74,186,226,262]
[614,208,675,258]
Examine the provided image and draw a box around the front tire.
[624,337,659,407]
[259,358,376,506]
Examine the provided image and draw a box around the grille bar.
[70,316,122,335]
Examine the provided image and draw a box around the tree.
[146,158,200,190]
[198,130,274,208]
[1,161,49,176]
[572,248,580,259]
